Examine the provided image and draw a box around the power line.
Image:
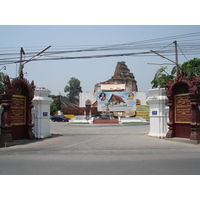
[0,31,200,65]
[177,43,189,61]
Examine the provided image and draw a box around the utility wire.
[0,31,200,65]
[177,43,189,61]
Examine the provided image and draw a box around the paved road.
[1,121,200,175]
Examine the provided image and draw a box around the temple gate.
[165,70,200,141]
[0,72,35,142]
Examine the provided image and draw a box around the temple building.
[79,61,147,108]
[94,61,138,96]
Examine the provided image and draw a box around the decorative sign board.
[98,91,136,112]
[174,93,192,123]
[11,95,26,125]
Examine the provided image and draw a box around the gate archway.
[0,73,35,142]
[165,71,200,140]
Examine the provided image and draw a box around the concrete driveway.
[0,121,200,175]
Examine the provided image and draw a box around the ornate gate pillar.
[0,94,12,142]
[190,93,200,140]
[27,94,35,139]
[0,72,35,143]
[165,71,200,141]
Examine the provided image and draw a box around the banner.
[98,91,136,111]
[136,105,150,121]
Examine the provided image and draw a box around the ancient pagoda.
[94,61,138,93]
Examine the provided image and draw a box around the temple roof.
[95,61,138,92]
[108,94,126,103]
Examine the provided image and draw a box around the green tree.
[0,72,5,103]
[151,58,200,88]
[49,95,60,115]
[180,58,200,79]
[64,77,82,101]
[50,100,58,115]
[151,66,175,88]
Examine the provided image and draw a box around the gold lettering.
[175,94,191,123]
[11,95,26,125]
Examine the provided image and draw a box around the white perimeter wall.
[79,93,97,107]
[136,92,147,105]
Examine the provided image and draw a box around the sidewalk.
[67,122,149,127]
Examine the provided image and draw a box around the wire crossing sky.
[1,31,200,65]
[0,25,200,95]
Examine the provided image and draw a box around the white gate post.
[146,88,169,138]
[32,88,53,139]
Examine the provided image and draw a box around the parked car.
[51,115,70,122]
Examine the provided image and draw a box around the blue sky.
[0,25,200,95]
[0,0,199,197]
[1,25,200,95]
[1,0,200,96]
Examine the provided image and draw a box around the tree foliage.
[0,72,5,103]
[64,77,82,100]
[151,66,175,88]
[180,58,200,79]
[49,95,61,115]
[0,72,5,94]
[50,100,58,115]
[151,58,200,88]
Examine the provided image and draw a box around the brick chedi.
[95,61,138,92]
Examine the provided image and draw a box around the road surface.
[1,122,200,175]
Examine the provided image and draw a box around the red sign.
[174,93,191,123]
[11,95,26,125]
